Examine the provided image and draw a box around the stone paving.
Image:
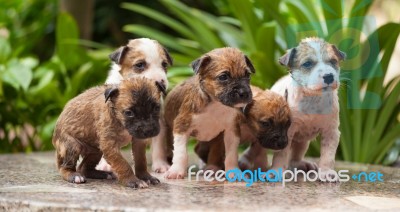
[0,151,399,211]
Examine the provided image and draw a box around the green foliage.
[123,0,400,164]
[0,5,110,152]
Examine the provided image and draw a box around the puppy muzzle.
[128,123,160,139]
[259,135,288,150]
[221,86,252,107]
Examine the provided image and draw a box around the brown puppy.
[163,47,255,179]
[52,78,163,188]
[195,86,291,171]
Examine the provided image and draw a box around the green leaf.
[56,13,86,70]
[3,59,33,91]
[0,37,11,63]
[121,2,194,40]
[123,24,200,57]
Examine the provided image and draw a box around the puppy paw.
[152,160,171,173]
[164,166,186,179]
[124,179,149,189]
[318,168,339,183]
[268,167,284,179]
[290,160,318,172]
[67,173,86,184]
[96,158,113,172]
[137,173,161,185]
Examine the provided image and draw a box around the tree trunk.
[60,0,94,40]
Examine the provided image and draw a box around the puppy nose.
[236,88,249,99]
[323,73,334,85]
[159,79,166,88]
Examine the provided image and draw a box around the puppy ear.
[104,87,119,103]
[331,45,346,61]
[191,55,211,75]
[279,48,297,69]
[244,55,256,73]
[155,81,167,96]
[163,47,173,66]
[242,101,254,116]
[109,46,129,64]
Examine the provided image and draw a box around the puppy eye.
[134,62,146,70]
[259,119,273,128]
[301,61,313,69]
[162,61,168,69]
[329,59,338,66]
[244,72,251,80]
[217,73,229,81]
[124,110,134,118]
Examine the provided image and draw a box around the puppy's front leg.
[101,143,148,188]
[165,134,189,179]
[151,118,170,173]
[271,126,296,171]
[132,139,160,185]
[224,126,241,176]
[249,143,268,171]
[319,128,340,182]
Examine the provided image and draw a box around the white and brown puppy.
[96,38,173,173]
[270,37,346,180]
[163,47,255,179]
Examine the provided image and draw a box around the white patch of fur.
[292,40,339,91]
[151,118,170,173]
[105,63,124,85]
[165,134,188,179]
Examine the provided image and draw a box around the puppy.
[195,86,291,172]
[106,38,171,90]
[52,78,163,188]
[270,37,346,180]
[97,38,173,173]
[163,47,255,179]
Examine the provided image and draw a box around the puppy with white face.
[271,37,346,181]
[96,38,173,173]
[106,38,171,90]
[163,47,255,179]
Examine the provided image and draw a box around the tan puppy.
[97,38,173,173]
[53,78,163,188]
[163,47,255,179]
[195,86,291,171]
[271,37,345,181]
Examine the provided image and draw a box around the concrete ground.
[0,151,399,211]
